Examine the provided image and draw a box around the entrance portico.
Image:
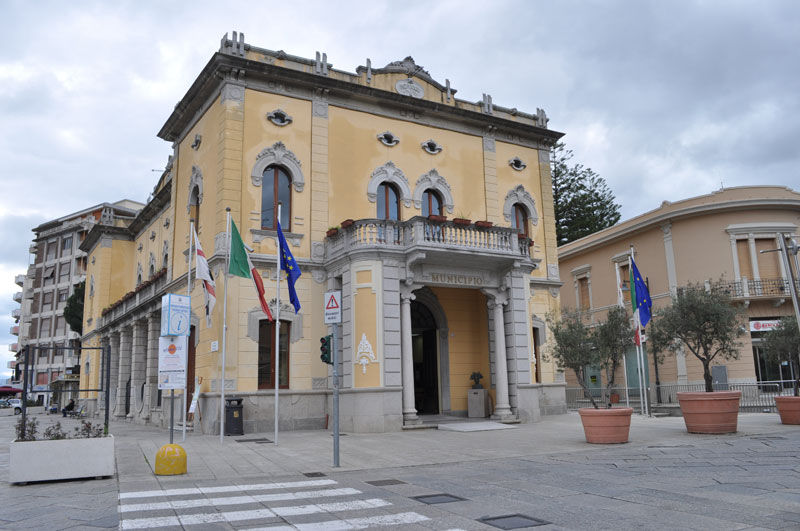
[326,216,539,429]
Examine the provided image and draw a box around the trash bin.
[224,397,244,436]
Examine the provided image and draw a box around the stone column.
[400,289,419,424]
[114,326,132,418]
[109,331,121,416]
[143,312,160,419]
[99,336,109,410]
[487,292,513,419]
[130,319,148,419]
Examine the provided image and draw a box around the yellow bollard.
[154,444,187,476]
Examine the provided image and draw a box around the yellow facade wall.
[327,106,486,224]
[351,261,382,388]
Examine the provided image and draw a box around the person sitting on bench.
[62,399,75,418]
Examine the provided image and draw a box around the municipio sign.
[324,290,342,324]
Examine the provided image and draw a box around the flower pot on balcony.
[774,395,800,425]
[453,218,471,226]
[676,391,741,434]
[340,219,354,228]
[475,220,493,228]
[326,228,339,237]
[428,215,447,223]
[578,407,633,444]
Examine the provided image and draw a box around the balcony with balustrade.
[10,325,19,336]
[11,308,21,320]
[12,292,22,303]
[324,217,539,271]
[15,274,25,286]
[680,277,800,304]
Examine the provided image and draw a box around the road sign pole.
[333,330,339,467]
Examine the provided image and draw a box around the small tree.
[64,281,85,335]
[548,307,633,409]
[649,286,745,393]
[594,306,635,404]
[761,317,800,397]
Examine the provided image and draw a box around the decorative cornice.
[559,192,800,260]
[157,50,564,146]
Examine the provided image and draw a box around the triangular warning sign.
[326,294,340,310]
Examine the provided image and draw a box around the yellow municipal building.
[78,32,567,433]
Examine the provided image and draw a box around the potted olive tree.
[649,285,745,434]
[761,317,800,424]
[549,306,634,443]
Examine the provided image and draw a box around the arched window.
[189,186,201,229]
[511,203,529,238]
[261,165,292,230]
[421,189,443,217]
[377,182,400,221]
[149,264,155,279]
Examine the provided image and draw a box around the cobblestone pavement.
[1,412,798,530]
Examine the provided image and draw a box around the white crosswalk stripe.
[118,478,431,530]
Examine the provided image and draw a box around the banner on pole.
[158,336,188,389]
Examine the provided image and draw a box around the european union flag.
[630,257,652,327]
[277,221,301,313]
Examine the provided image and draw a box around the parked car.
[7,398,23,414]
[0,399,9,408]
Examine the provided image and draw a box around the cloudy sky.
[1,0,798,378]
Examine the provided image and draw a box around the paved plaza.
[0,411,798,530]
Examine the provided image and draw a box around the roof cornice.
[79,225,132,255]
[157,52,564,146]
[128,180,172,235]
[559,194,800,260]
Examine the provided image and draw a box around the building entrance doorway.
[411,300,439,414]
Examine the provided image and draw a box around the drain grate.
[412,493,466,505]
[235,438,272,443]
[648,444,694,448]
[479,514,550,529]
[303,472,327,477]
[751,436,786,440]
[367,479,406,487]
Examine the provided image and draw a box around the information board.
[158,335,187,390]
[161,294,191,336]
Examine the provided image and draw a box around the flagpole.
[274,203,282,446]
[630,246,649,416]
[184,220,194,443]
[614,261,630,409]
[629,249,645,414]
[220,208,231,444]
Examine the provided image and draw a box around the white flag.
[194,228,215,328]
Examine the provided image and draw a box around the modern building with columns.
[558,186,800,400]
[78,32,568,433]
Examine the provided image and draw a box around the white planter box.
[9,435,115,483]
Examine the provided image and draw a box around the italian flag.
[229,220,274,321]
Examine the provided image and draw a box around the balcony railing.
[14,274,25,286]
[11,308,21,319]
[13,292,22,303]
[326,217,533,262]
[10,326,19,336]
[9,343,19,352]
[679,278,800,299]
[7,360,16,369]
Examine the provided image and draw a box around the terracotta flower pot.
[676,391,741,434]
[428,215,447,223]
[326,228,339,237]
[453,218,471,226]
[475,220,493,228]
[578,407,633,444]
[340,219,354,228]
[774,395,800,425]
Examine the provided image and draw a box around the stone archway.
[411,287,452,414]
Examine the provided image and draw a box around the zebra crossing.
[117,477,439,530]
